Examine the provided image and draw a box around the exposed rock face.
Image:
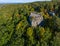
[30,12,43,27]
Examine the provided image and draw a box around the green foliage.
[55,16,60,30]
[0,2,60,46]
[0,15,14,46]
[51,32,60,46]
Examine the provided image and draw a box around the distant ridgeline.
[52,0,60,2]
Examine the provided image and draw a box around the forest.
[0,1,60,46]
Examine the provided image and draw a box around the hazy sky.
[0,0,51,3]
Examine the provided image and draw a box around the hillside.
[0,2,60,46]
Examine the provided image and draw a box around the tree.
[37,27,52,46]
[55,16,60,30]
[51,32,60,46]
[0,14,14,46]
